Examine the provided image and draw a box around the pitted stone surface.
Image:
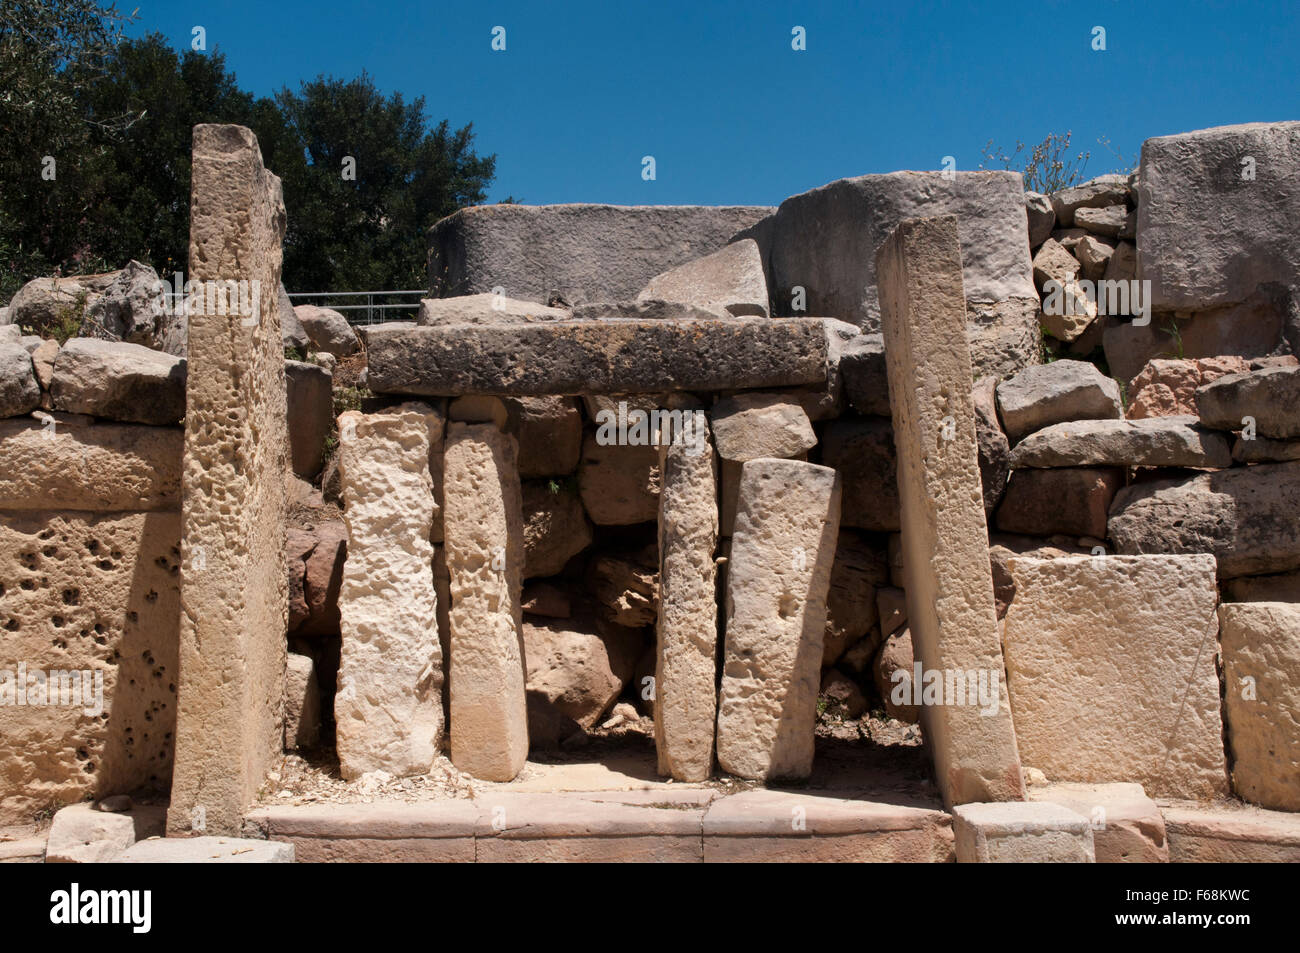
[444,422,528,781]
[336,406,444,779]
[655,426,719,781]
[1002,555,1228,799]
[1218,602,1300,811]
[168,124,289,837]
[715,458,840,781]
[637,238,769,317]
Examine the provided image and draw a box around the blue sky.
[130,0,1299,206]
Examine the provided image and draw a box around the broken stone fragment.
[710,391,816,462]
[996,360,1122,442]
[636,238,769,316]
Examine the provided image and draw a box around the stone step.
[1159,801,1300,862]
[364,318,831,396]
[115,836,295,863]
[244,789,955,863]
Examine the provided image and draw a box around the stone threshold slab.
[244,788,955,862]
[1159,800,1300,863]
[364,318,832,396]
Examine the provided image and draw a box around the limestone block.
[996,360,1122,442]
[655,425,719,781]
[1197,365,1300,439]
[0,511,181,826]
[117,836,294,863]
[284,652,320,751]
[428,203,771,304]
[0,414,181,511]
[952,801,1095,863]
[577,432,660,525]
[876,215,1025,807]
[1009,416,1232,468]
[819,417,899,532]
[716,458,841,781]
[522,480,592,577]
[364,318,831,397]
[45,804,137,863]
[636,238,769,316]
[335,406,443,778]
[710,392,816,462]
[417,293,570,326]
[1028,781,1169,863]
[285,359,332,479]
[1002,555,1228,799]
[50,338,186,425]
[1108,462,1300,578]
[505,396,583,478]
[0,339,40,417]
[1127,357,1250,419]
[1218,602,1300,811]
[996,466,1123,539]
[444,422,528,781]
[168,124,289,837]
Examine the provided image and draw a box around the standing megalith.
[716,458,841,780]
[655,419,719,781]
[335,405,445,779]
[876,215,1025,808]
[444,422,529,781]
[168,125,289,836]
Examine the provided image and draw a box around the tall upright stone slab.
[336,405,445,779]
[716,458,841,781]
[168,125,289,836]
[654,422,719,781]
[876,215,1025,807]
[444,422,529,781]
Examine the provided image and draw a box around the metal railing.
[287,290,426,325]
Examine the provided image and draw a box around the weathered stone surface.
[80,260,168,347]
[50,338,185,425]
[823,530,887,665]
[996,360,1122,442]
[820,417,899,532]
[521,581,570,617]
[523,611,641,732]
[444,422,528,781]
[30,338,58,393]
[288,521,346,636]
[1127,356,1250,419]
[973,375,1009,516]
[1074,235,1115,281]
[710,392,816,462]
[1218,602,1300,811]
[570,299,730,321]
[765,172,1040,376]
[335,407,443,779]
[6,275,100,336]
[1234,434,1300,463]
[365,318,831,397]
[0,339,42,417]
[279,283,309,352]
[168,124,288,837]
[952,801,1094,863]
[1028,782,1169,863]
[1009,415,1232,468]
[1197,365,1300,439]
[0,510,181,826]
[873,627,919,723]
[1104,295,1286,384]
[293,304,358,356]
[505,396,582,478]
[117,836,294,863]
[577,432,660,525]
[1024,191,1055,248]
[284,652,321,750]
[1104,240,1137,284]
[996,467,1123,538]
[988,534,1088,618]
[418,293,570,326]
[1050,175,1130,227]
[1031,237,1079,290]
[448,394,508,428]
[655,425,718,781]
[285,359,332,479]
[521,480,592,577]
[45,804,137,863]
[637,238,768,317]
[1002,555,1228,798]
[820,669,867,718]
[1073,204,1128,238]
[428,203,772,304]
[838,332,890,417]
[0,414,181,511]
[1224,570,1300,602]
[1137,121,1300,314]
[589,551,657,627]
[716,459,841,781]
[877,216,1025,807]
[1108,462,1300,578]
[1161,803,1300,863]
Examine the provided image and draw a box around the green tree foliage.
[1,5,496,301]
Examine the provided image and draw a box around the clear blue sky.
[130,0,1299,206]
